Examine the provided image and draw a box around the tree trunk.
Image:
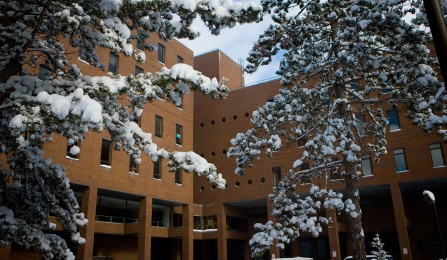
[345,162,366,260]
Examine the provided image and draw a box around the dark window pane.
[272,167,281,187]
[137,37,144,50]
[153,158,161,179]
[129,156,138,174]
[177,55,183,63]
[176,92,183,109]
[135,66,143,75]
[175,169,182,184]
[158,43,165,63]
[108,52,118,74]
[67,140,79,159]
[356,115,365,137]
[155,115,163,138]
[100,139,111,166]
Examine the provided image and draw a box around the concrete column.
[182,203,193,260]
[390,183,412,260]
[77,186,98,260]
[217,204,227,260]
[138,197,152,260]
[327,209,342,260]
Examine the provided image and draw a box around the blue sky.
[179,11,281,86]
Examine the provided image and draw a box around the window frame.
[386,108,400,132]
[135,65,144,75]
[155,115,163,138]
[361,154,373,176]
[100,139,112,166]
[177,55,183,63]
[429,142,445,168]
[393,148,407,172]
[175,168,182,184]
[175,124,183,145]
[272,167,281,187]
[136,36,144,51]
[67,140,80,159]
[153,158,161,179]
[158,43,165,63]
[108,52,119,74]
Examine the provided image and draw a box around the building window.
[430,143,445,167]
[67,140,79,159]
[100,139,112,166]
[193,216,202,230]
[175,169,182,184]
[356,115,366,137]
[155,115,163,138]
[158,43,165,63]
[176,124,183,145]
[137,36,144,50]
[393,148,407,172]
[135,65,143,75]
[330,157,341,180]
[204,215,217,230]
[108,52,118,74]
[361,154,372,176]
[129,156,138,174]
[177,55,183,63]
[153,158,161,179]
[226,216,247,232]
[272,167,281,187]
[386,108,400,131]
[173,213,183,227]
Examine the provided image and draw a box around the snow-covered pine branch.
[0,0,263,257]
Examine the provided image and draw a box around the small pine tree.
[371,233,387,260]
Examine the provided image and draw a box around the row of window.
[192,215,247,232]
[271,142,445,185]
[199,113,250,128]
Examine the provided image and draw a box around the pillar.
[327,208,342,260]
[77,186,97,260]
[138,197,152,260]
[182,203,193,260]
[217,204,227,260]
[390,183,412,260]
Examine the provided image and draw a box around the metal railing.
[95,215,138,224]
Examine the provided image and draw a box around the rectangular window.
[173,213,183,227]
[175,169,182,184]
[193,216,202,230]
[361,154,373,176]
[394,148,407,172]
[204,215,217,230]
[135,65,143,75]
[153,158,161,179]
[356,115,366,137]
[100,139,112,166]
[158,43,165,63]
[108,52,118,74]
[137,36,144,50]
[430,143,445,167]
[67,140,79,159]
[155,115,163,138]
[386,108,400,131]
[176,124,183,145]
[272,167,281,187]
[129,156,138,174]
[226,216,247,232]
[177,55,183,63]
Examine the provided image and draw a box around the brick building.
[193,50,447,260]
[1,37,446,260]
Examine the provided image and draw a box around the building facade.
[192,50,447,260]
[1,41,446,260]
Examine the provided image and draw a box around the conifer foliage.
[0,0,262,258]
[229,0,442,259]
[370,233,387,260]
